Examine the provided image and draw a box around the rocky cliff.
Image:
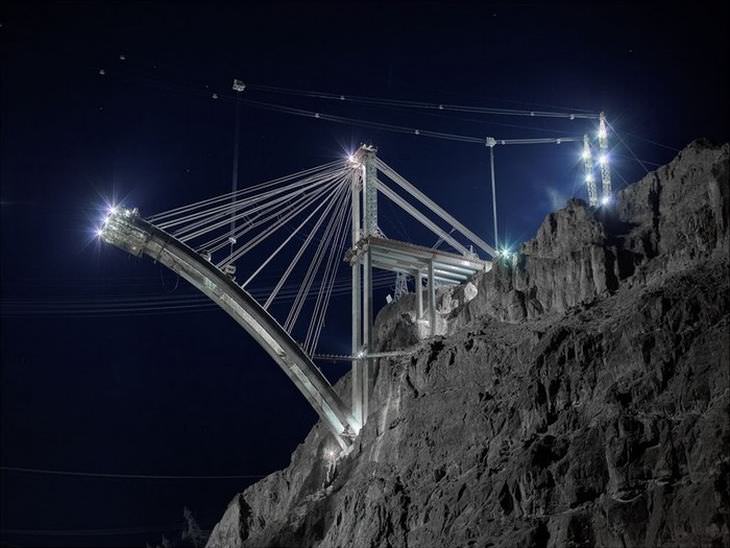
[206,140,730,548]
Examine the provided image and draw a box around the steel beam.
[351,169,363,430]
[351,259,362,430]
[363,247,373,422]
[375,180,471,256]
[371,249,474,276]
[377,159,497,257]
[372,255,467,283]
[350,236,488,272]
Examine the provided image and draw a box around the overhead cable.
[242,82,600,119]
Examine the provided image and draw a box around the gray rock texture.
[206,140,730,548]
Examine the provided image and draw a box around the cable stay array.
[144,161,357,355]
[126,148,496,361]
[100,148,501,356]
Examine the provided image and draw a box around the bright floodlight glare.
[108,205,118,215]
[599,154,608,165]
[601,195,612,206]
[581,150,589,160]
[585,174,594,182]
[96,228,104,237]
[598,128,607,139]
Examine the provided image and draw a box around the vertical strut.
[359,145,379,236]
[362,246,373,422]
[351,144,378,430]
[489,143,498,251]
[428,259,436,336]
[351,167,363,431]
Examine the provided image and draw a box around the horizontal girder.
[346,235,490,284]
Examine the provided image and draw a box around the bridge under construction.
[99,95,615,450]
[101,144,501,449]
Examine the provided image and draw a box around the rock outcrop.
[206,140,729,548]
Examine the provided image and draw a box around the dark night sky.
[1,2,728,546]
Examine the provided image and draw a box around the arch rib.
[101,209,358,449]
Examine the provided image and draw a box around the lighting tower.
[582,134,598,207]
[598,112,612,202]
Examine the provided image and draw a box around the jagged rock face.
[615,139,730,274]
[376,140,729,339]
[206,140,730,548]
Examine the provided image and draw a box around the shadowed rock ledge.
[206,140,729,548]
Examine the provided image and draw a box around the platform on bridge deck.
[345,235,491,285]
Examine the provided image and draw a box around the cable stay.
[375,157,497,257]
[124,160,363,360]
[148,160,341,223]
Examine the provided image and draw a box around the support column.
[350,165,363,431]
[355,144,377,428]
[351,259,362,429]
[362,246,373,422]
[428,259,436,337]
[416,271,423,320]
